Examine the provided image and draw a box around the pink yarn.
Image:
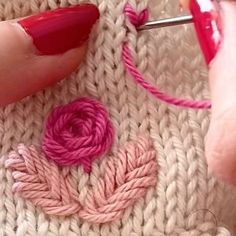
[79,137,157,224]
[124,3,149,27]
[123,4,212,109]
[5,145,81,216]
[42,98,114,173]
[6,137,158,224]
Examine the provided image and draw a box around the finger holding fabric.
[0,4,100,106]
[181,0,236,185]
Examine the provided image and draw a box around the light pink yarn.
[42,98,114,173]
[122,4,212,109]
[5,145,81,216]
[6,137,158,224]
[79,137,158,224]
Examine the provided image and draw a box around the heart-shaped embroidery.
[6,137,158,224]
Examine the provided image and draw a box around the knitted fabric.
[122,4,211,109]
[0,0,236,235]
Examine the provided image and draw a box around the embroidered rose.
[42,97,114,172]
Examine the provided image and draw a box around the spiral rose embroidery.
[42,97,114,173]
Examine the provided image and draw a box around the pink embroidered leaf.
[79,137,158,224]
[5,144,81,216]
[6,137,158,224]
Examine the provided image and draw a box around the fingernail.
[190,0,222,65]
[18,4,100,55]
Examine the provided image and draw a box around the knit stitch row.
[122,3,211,109]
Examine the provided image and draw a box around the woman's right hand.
[181,0,236,185]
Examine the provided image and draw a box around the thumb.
[0,4,99,106]
[206,1,236,184]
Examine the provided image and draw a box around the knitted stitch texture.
[122,3,211,109]
[1,0,236,235]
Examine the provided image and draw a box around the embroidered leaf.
[6,137,158,224]
[5,144,81,216]
[79,137,158,223]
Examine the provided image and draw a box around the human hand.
[181,0,236,185]
[0,4,99,106]
[3,0,236,185]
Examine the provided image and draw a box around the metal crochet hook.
[138,15,193,31]
[137,4,221,66]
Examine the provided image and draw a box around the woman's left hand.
[0,4,99,106]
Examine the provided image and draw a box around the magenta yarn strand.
[123,4,212,109]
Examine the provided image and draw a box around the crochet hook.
[138,0,222,65]
[138,15,193,31]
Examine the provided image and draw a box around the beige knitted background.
[0,0,236,235]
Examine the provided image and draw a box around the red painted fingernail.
[190,0,222,65]
[18,4,100,55]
